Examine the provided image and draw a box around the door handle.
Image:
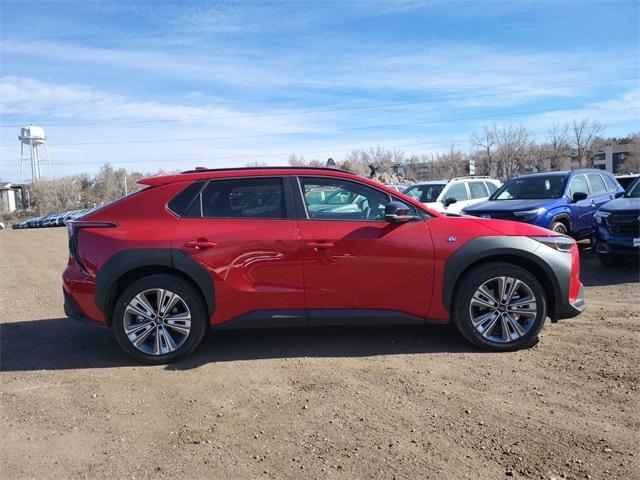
[306,241,335,250]
[185,239,217,250]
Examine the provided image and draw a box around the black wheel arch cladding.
[94,248,215,319]
[442,236,571,319]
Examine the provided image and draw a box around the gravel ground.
[1,228,638,479]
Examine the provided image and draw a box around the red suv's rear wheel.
[112,274,208,364]
[453,262,547,351]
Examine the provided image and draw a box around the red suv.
[63,167,585,363]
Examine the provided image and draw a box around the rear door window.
[187,177,287,219]
[587,173,607,195]
[444,182,468,201]
[468,181,489,199]
[568,175,589,197]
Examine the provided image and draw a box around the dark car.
[463,170,624,238]
[615,174,639,191]
[591,177,640,265]
[63,167,585,363]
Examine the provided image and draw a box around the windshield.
[624,178,640,198]
[491,175,567,200]
[403,184,445,203]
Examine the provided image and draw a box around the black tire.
[597,254,624,266]
[549,220,568,235]
[453,262,547,351]
[112,274,208,364]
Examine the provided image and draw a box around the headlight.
[529,235,575,252]
[593,211,611,224]
[514,207,545,222]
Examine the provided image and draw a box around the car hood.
[468,217,555,237]
[463,199,558,213]
[599,197,640,213]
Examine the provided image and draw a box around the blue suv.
[591,177,640,265]
[463,170,624,238]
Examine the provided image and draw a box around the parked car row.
[12,208,94,229]
[386,169,638,266]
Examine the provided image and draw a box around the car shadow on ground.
[1,319,477,372]
[578,248,639,287]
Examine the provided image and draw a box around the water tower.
[19,125,51,183]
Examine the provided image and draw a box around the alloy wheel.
[468,276,538,343]
[123,288,192,355]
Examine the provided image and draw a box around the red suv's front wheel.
[453,262,547,351]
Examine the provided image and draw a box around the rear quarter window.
[168,181,205,216]
[602,174,618,191]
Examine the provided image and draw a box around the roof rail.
[448,175,491,181]
[180,166,349,174]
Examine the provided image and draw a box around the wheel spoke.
[131,292,157,318]
[500,314,512,342]
[503,278,522,303]
[164,317,191,336]
[159,327,178,353]
[479,312,500,337]
[496,277,507,303]
[125,320,153,335]
[160,291,181,316]
[471,310,496,327]
[478,284,499,305]
[125,303,154,321]
[130,323,155,347]
[471,289,497,309]
[505,313,526,338]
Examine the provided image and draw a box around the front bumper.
[552,284,586,320]
[591,229,639,256]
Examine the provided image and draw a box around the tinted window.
[602,174,618,191]
[168,181,204,216]
[484,181,499,194]
[568,175,589,197]
[624,178,640,198]
[493,175,566,200]
[468,181,489,199]
[300,177,390,221]
[587,173,607,194]
[403,184,445,203]
[190,177,286,219]
[445,182,468,201]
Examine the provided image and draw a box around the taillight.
[67,221,118,274]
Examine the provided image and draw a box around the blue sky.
[0,0,638,180]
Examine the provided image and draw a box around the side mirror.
[572,192,588,202]
[443,197,457,207]
[615,191,624,198]
[385,201,419,223]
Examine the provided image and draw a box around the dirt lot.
[1,228,638,479]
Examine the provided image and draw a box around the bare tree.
[471,126,497,177]
[571,118,603,168]
[429,147,468,179]
[546,123,571,170]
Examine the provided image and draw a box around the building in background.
[0,182,26,212]
[592,142,633,172]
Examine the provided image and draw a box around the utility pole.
[123,175,128,196]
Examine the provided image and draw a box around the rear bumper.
[63,289,107,328]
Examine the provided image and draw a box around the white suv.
[403,177,502,214]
